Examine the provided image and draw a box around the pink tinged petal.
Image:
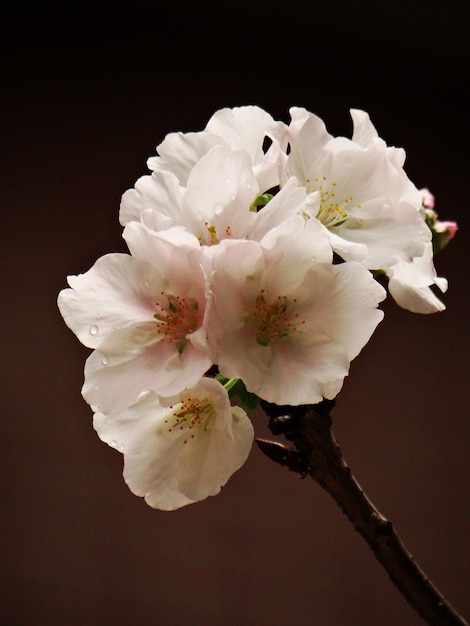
[208,235,385,405]
[183,145,259,243]
[255,139,287,193]
[123,222,207,300]
[57,254,165,349]
[205,105,279,162]
[93,379,254,511]
[203,105,287,192]
[147,131,221,185]
[249,177,307,241]
[244,262,384,405]
[119,169,185,226]
[83,323,212,415]
[259,216,333,294]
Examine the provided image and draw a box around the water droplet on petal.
[89,325,99,335]
[213,203,224,215]
[246,180,252,190]
[100,354,109,366]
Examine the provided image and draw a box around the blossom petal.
[386,243,448,313]
[93,378,254,510]
[207,234,385,405]
[82,324,212,415]
[119,170,185,226]
[58,254,162,349]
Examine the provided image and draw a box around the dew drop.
[246,180,252,190]
[89,325,99,336]
[100,354,109,366]
[213,202,224,215]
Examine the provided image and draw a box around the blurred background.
[1,1,469,624]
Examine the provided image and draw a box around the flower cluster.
[58,105,456,510]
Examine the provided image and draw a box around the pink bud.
[420,187,435,210]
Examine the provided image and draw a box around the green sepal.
[249,193,273,212]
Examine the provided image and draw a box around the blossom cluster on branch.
[58,106,456,510]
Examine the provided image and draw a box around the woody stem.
[261,402,468,626]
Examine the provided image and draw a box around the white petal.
[93,379,254,511]
[82,325,212,415]
[119,170,184,226]
[58,254,162,349]
[386,244,448,313]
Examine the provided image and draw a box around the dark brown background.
[2,2,469,625]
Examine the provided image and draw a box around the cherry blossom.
[57,104,457,511]
[145,105,287,192]
[93,377,254,510]
[57,225,212,416]
[285,107,432,270]
[120,144,305,246]
[205,217,386,405]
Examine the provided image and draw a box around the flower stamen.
[245,290,305,346]
[164,394,215,443]
[154,293,200,353]
[309,176,352,228]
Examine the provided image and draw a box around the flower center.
[153,293,200,353]
[164,394,215,444]
[197,221,233,246]
[245,290,305,346]
[306,176,361,228]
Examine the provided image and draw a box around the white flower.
[285,107,430,271]
[121,143,306,245]
[57,225,212,416]
[145,105,287,192]
[93,377,254,510]
[205,216,386,405]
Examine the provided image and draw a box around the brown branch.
[257,403,468,626]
